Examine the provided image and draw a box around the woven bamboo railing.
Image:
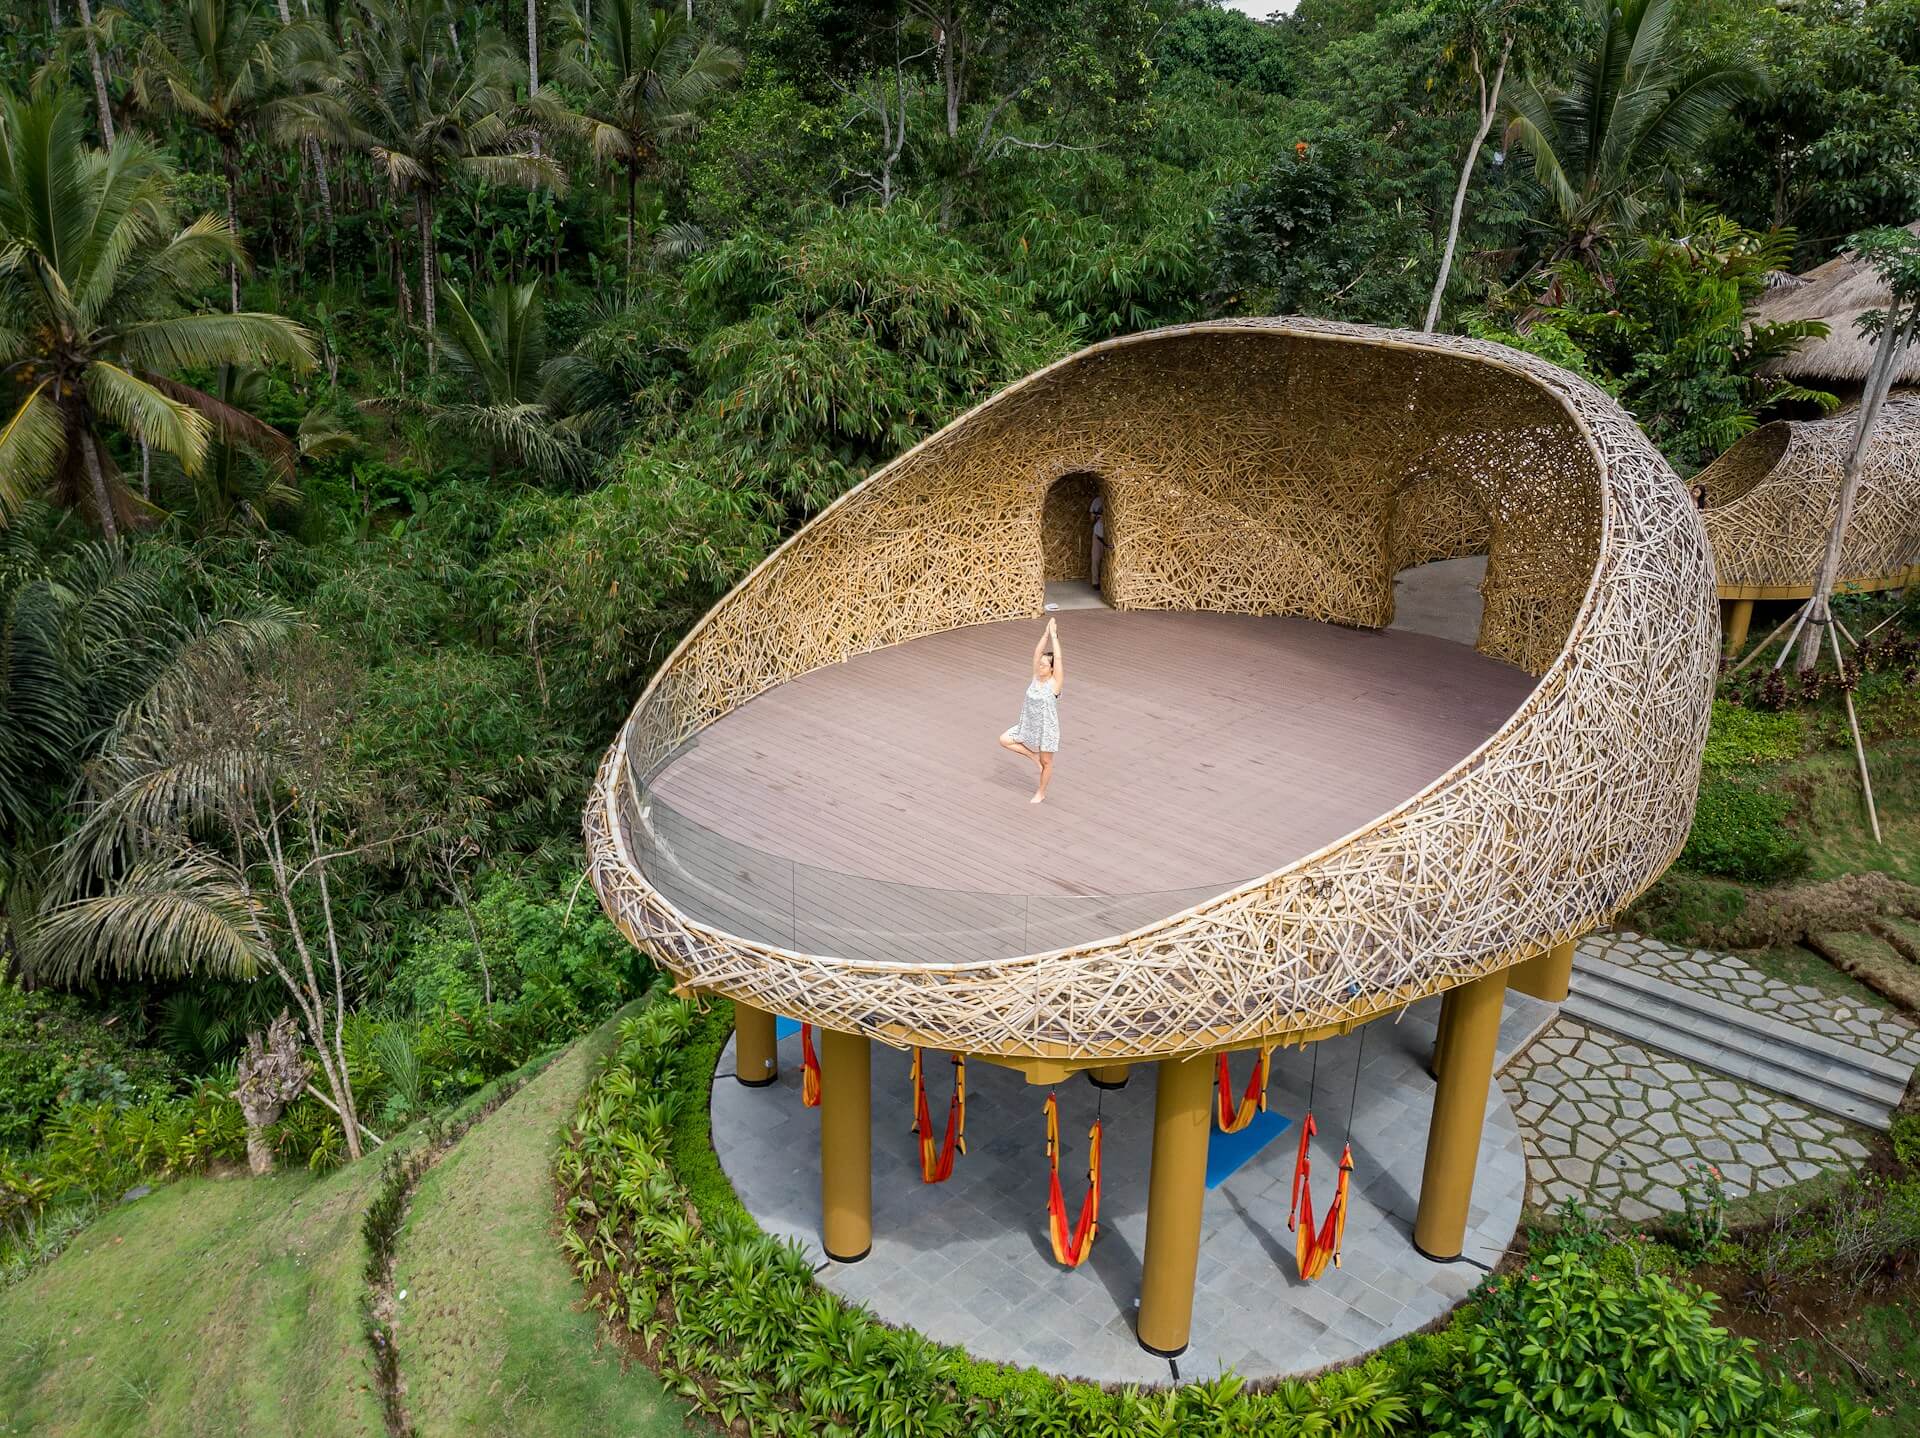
[584,319,1718,1062]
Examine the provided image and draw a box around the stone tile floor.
[711,991,1548,1385]
[1590,932,1920,1065]
[1499,1019,1872,1223]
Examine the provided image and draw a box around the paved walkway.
[712,991,1552,1386]
[1500,1021,1871,1222]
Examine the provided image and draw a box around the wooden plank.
[646,611,1537,956]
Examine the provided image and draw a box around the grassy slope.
[0,1160,385,1438]
[392,1017,685,1437]
[0,1016,684,1438]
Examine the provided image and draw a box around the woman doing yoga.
[999,618,1063,803]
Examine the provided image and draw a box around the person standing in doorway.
[1089,494,1107,591]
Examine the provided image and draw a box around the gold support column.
[1136,1055,1213,1357]
[1429,987,1459,1081]
[1089,1064,1131,1090]
[1508,939,1574,1003]
[734,1003,778,1087]
[1724,598,1754,656]
[819,1028,871,1262]
[1414,970,1507,1262]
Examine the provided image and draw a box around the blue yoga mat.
[1205,1108,1292,1190]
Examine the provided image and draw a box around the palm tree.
[134,0,321,312]
[428,278,592,483]
[560,2,738,276]
[31,619,391,1163]
[279,0,563,368]
[0,93,314,540]
[1502,0,1763,266]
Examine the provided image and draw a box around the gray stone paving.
[1499,1019,1872,1222]
[712,991,1547,1385]
[1587,931,1920,1066]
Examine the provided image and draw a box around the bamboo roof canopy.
[1751,219,1920,385]
[584,320,1718,1065]
[1698,395,1920,596]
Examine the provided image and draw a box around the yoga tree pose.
[998,617,1063,803]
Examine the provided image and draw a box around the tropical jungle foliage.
[0,0,1914,1425]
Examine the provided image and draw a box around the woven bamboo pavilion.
[585,318,1718,1359]
[1706,223,1920,652]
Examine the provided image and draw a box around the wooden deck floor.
[633,611,1536,962]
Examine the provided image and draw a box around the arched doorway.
[1042,472,1107,594]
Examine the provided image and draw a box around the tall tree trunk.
[527,0,541,158]
[1425,37,1510,334]
[74,0,114,144]
[223,140,243,313]
[82,431,119,541]
[419,192,437,373]
[1796,303,1915,670]
[626,158,637,279]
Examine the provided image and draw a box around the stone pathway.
[1500,1020,1872,1222]
[1587,932,1920,1066]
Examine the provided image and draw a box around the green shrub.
[0,985,177,1154]
[1703,700,1805,772]
[1681,778,1809,883]
[1892,1114,1920,1172]
[385,874,645,1028]
[1424,1250,1814,1435]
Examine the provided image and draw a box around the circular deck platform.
[640,610,1536,965]
[713,992,1545,1385]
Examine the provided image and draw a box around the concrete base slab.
[711,989,1547,1385]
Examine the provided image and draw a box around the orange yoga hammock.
[1215,1048,1272,1133]
[1287,1112,1354,1280]
[800,1023,821,1107]
[909,1048,967,1183]
[1043,1093,1103,1268]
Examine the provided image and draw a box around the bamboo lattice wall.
[1699,395,1920,594]
[585,320,1719,1062]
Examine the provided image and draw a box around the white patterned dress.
[1012,678,1060,753]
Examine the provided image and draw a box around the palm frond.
[0,383,67,517]
[85,362,211,472]
[35,849,268,984]
[114,310,316,374]
[144,371,299,480]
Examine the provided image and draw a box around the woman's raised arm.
[1048,620,1064,692]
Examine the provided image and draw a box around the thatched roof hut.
[1752,220,1920,385]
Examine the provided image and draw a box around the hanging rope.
[1215,1047,1272,1133]
[909,1048,967,1183]
[800,1023,821,1108]
[1288,1027,1363,1281]
[1043,1092,1102,1268]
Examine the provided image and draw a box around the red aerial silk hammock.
[1287,1112,1354,1280]
[1043,1093,1103,1268]
[909,1049,967,1183]
[800,1023,822,1107]
[1215,1048,1272,1133]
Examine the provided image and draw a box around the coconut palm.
[1502,0,1763,266]
[134,0,322,311]
[0,93,314,539]
[558,2,738,275]
[279,0,563,368]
